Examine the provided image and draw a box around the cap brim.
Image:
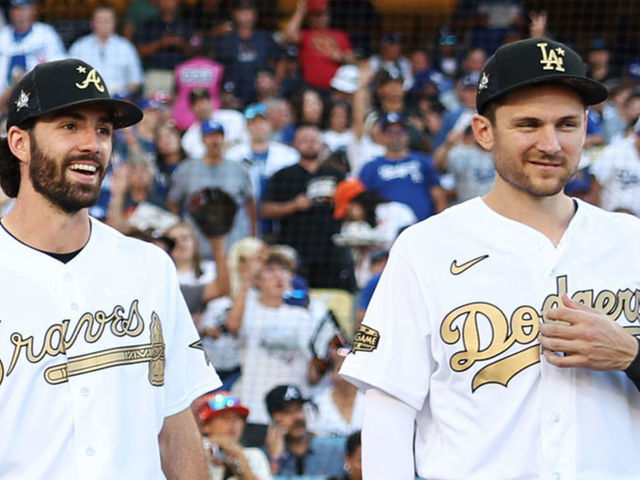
[330,78,358,94]
[37,97,143,129]
[479,74,608,113]
[200,405,250,425]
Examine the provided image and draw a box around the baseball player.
[340,38,640,480]
[0,59,220,479]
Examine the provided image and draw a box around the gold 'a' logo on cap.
[75,67,105,93]
[537,42,565,72]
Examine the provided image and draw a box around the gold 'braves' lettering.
[442,275,640,392]
[537,42,565,71]
[75,68,105,92]
[6,300,145,376]
[110,300,145,337]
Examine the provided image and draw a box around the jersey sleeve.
[358,160,376,189]
[161,254,221,416]
[340,236,434,410]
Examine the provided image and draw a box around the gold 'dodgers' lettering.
[442,275,640,392]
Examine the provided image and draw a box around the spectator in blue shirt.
[359,112,448,220]
[263,385,346,478]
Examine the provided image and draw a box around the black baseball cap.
[476,38,608,114]
[265,385,309,416]
[7,59,142,130]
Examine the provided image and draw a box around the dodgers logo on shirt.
[440,275,640,392]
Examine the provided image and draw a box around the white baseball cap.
[330,65,360,94]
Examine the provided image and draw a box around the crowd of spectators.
[1,0,640,478]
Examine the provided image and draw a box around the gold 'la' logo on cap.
[537,42,565,72]
[75,65,105,92]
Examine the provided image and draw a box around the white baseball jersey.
[341,197,640,480]
[590,135,640,217]
[234,297,315,425]
[0,22,66,93]
[0,218,221,480]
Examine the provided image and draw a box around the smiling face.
[474,85,587,199]
[25,105,113,213]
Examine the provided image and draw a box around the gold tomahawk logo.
[44,313,165,386]
[450,255,489,275]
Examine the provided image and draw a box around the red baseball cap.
[308,0,328,12]
[196,392,249,426]
[333,178,366,219]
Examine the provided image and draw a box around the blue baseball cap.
[380,111,408,130]
[244,103,266,120]
[135,98,160,111]
[201,119,224,136]
[11,0,34,7]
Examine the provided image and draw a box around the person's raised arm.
[202,236,231,302]
[282,0,307,44]
[352,62,374,140]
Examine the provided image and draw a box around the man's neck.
[203,153,223,165]
[96,34,111,45]
[251,138,269,153]
[483,184,576,247]
[259,293,283,308]
[385,149,408,161]
[381,98,403,112]
[237,26,252,39]
[3,195,91,254]
[286,432,311,456]
[299,158,320,173]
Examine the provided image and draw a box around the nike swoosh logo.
[450,255,489,275]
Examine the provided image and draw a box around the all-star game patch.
[350,324,380,353]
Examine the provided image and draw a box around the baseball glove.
[188,187,238,237]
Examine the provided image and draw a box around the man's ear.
[7,126,31,164]
[471,114,494,152]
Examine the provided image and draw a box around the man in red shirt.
[282,0,354,91]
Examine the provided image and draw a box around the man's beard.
[300,151,320,161]
[29,136,106,214]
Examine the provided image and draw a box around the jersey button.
[70,302,79,311]
[552,472,561,480]
[63,273,71,282]
[81,387,90,397]
[550,412,560,423]
[86,446,95,456]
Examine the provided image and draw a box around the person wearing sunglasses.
[195,391,272,480]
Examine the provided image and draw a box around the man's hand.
[264,420,287,461]
[539,295,639,370]
[292,193,312,212]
